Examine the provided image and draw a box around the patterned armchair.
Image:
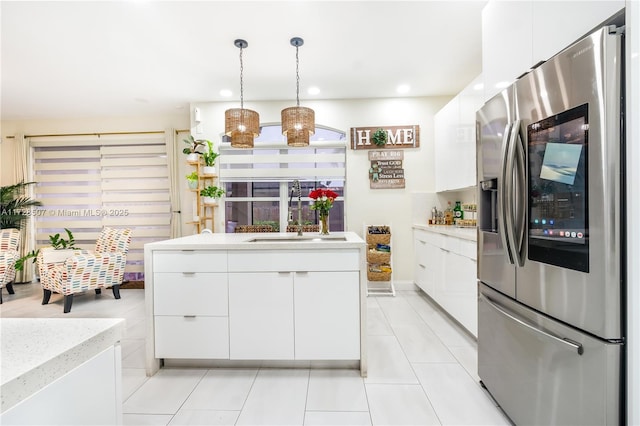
[0,228,21,304]
[38,227,132,313]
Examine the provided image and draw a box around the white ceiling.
[0,1,487,121]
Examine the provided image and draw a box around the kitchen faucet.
[291,180,302,236]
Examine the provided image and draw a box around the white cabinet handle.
[183,315,196,319]
[296,271,309,275]
[182,272,195,276]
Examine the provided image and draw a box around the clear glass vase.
[320,213,329,235]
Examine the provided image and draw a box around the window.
[30,133,171,280]
[220,125,347,232]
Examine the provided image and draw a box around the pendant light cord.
[295,45,300,107]
[239,45,245,109]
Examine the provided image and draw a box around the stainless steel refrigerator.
[476,25,625,425]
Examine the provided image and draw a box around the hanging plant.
[372,128,388,147]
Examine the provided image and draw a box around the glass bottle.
[453,201,463,224]
[444,201,454,225]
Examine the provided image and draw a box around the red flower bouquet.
[308,188,339,218]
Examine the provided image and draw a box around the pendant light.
[282,37,315,147]
[225,39,260,148]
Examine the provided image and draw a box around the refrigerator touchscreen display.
[527,103,589,272]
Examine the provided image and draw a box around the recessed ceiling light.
[396,84,410,94]
[220,89,232,97]
[307,87,320,95]
[495,81,511,89]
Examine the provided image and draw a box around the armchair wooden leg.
[0,289,3,304]
[42,289,52,305]
[63,295,74,313]
[95,288,102,295]
[6,283,14,294]
[112,285,121,300]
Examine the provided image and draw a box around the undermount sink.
[245,235,347,243]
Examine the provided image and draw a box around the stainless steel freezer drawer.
[478,283,622,425]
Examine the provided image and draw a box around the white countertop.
[1,318,125,413]
[413,224,477,242]
[144,231,366,250]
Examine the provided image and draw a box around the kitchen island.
[144,231,367,376]
[0,318,125,425]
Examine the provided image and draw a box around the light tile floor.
[1,282,512,426]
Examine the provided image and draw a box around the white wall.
[191,96,450,282]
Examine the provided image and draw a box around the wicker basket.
[366,233,391,245]
[367,270,392,281]
[367,249,391,264]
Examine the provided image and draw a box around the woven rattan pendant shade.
[225,107,260,148]
[282,106,315,147]
[282,37,315,147]
[225,39,259,149]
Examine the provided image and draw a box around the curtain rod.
[4,129,190,139]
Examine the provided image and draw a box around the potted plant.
[202,140,219,175]
[15,228,78,271]
[186,171,199,190]
[183,135,206,162]
[199,185,225,205]
[0,181,42,229]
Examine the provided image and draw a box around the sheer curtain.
[165,128,181,238]
[12,134,36,283]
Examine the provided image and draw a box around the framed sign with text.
[369,150,405,189]
[351,125,420,150]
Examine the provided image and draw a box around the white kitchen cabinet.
[413,227,477,337]
[435,75,483,192]
[228,250,361,361]
[1,346,122,425]
[482,0,533,100]
[482,0,624,102]
[532,1,624,67]
[144,233,367,376]
[294,271,360,360]
[152,251,229,359]
[228,271,295,360]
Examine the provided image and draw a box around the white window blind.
[219,142,347,182]
[31,133,171,279]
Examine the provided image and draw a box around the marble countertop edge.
[1,318,125,414]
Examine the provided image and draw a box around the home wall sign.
[369,150,405,189]
[351,125,420,150]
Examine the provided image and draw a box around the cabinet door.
[294,271,360,360]
[532,1,624,64]
[1,346,121,426]
[435,97,459,192]
[154,272,228,316]
[228,272,294,360]
[442,252,478,337]
[424,242,444,300]
[154,316,229,359]
[457,75,484,189]
[482,0,533,100]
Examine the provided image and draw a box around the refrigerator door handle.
[504,120,520,266]
[499,122,515,265]
[513,121,526,267]
[483,294,584,355]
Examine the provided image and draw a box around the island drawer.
[153,251,227,272]
[154,316,229,359]
[154,273,228,316]
[228,249,360,272]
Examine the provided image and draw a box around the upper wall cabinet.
[532,1,625,63]
[482,0,624,101]
[435,75,484,192]
[482,1,533,101]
